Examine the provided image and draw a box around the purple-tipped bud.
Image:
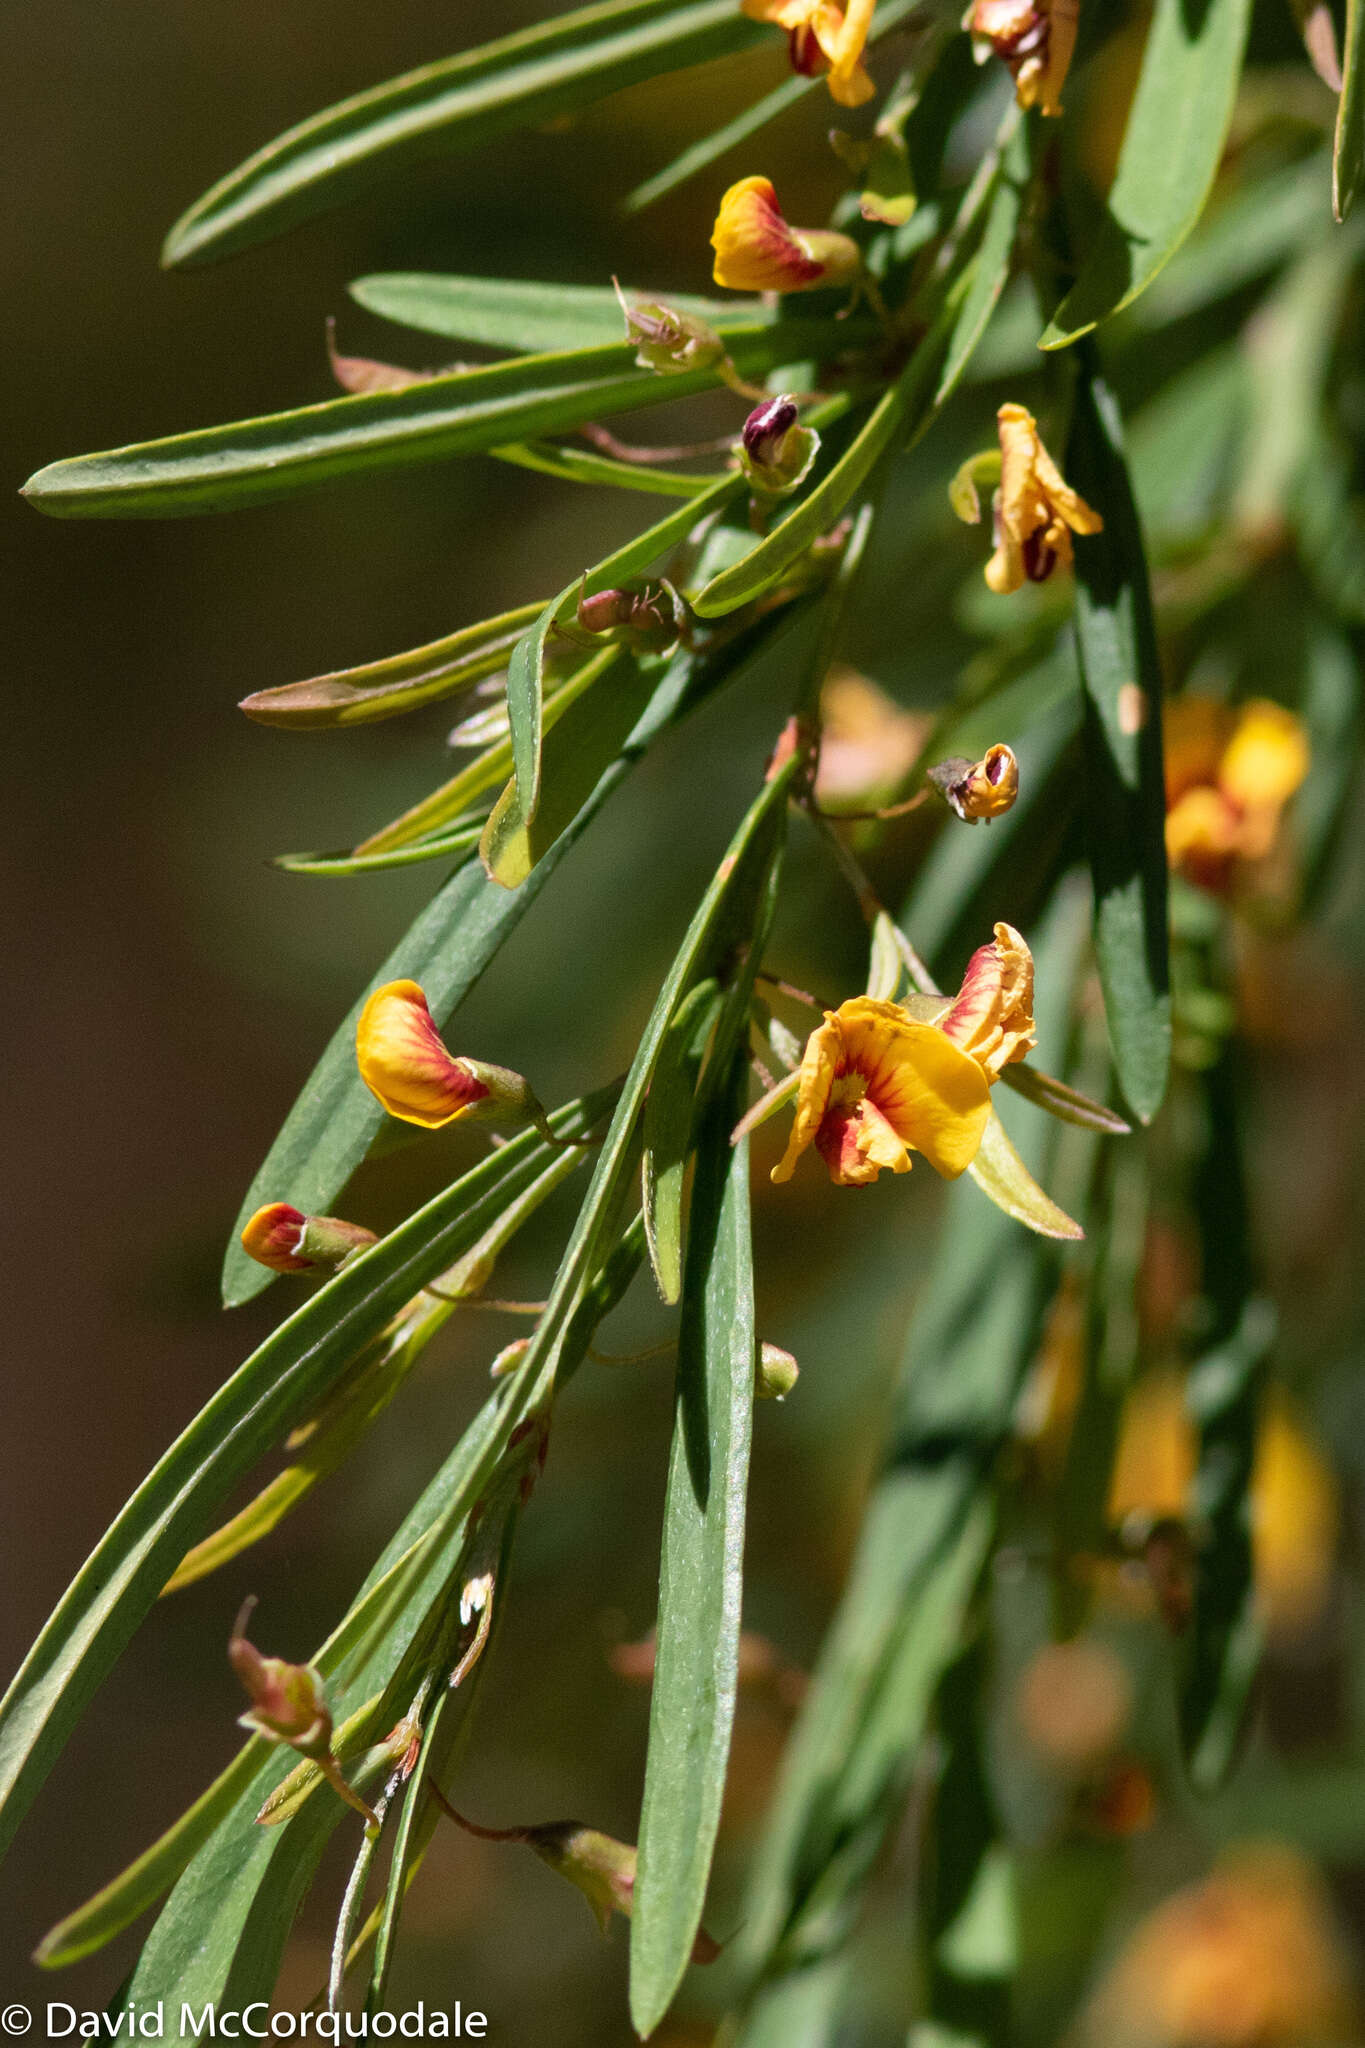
[738,396,819,495]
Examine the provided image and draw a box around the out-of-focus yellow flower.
[1109,1370,1196,1527]
[979,403,1103,593]
[1107,1373,1339,1643]
[1080,1843,1358,2048]
[929,742,1020,822]
[1164,696,1310,892]
[1252,1394,1338,1642]
[741,0,875,105]
[969,0,1080,116]
[772,922,1034,1187]
[711,176,861,293]
[814,666,927,806]
[1017,1638,1132,1771]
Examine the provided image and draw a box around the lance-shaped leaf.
[1041,0,1254,348]
[491,439,718,499]
[1336,0,1365,219]
[643,978,722,1302]
[238,602,543,730]
[273,824,486,878]
[163,0,768,268]
[351,273,770,351]
[22,320,838,522]
[0,1094,609,1868]
[631,1066,755,2034]
[1067,360,1171,1126]
[968,1109,1084,1242]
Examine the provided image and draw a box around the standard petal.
[356,979,490,1128]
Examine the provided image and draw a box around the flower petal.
[939,923,1037,1080]
[770,1010,841,1182]
[356,979,490,1128]
[711,177,827,292]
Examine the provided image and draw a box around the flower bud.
[756,1341,799,1399]
[928,743,1019,823]
[711,177,861,294]
[357,980,551,1135]
[229,1601,332,1759]
[574,578,685,653]
[613,280,724,376]
[738,396,820,495]
[240,1202,378,1274]
[526,1823,720,1960]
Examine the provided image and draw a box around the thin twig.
[806,808,941,997]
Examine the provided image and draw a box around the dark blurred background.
[1,5,958,2036]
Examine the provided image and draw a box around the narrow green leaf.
[1067,360,1172,1124]
[491,439,718,498]
[505,469,741,821]
[643,977,721,1303]
[627,73,814,212]
[967,1108,1084,1242]
[163,0,768,268]
[238,601,543,729]
[933,117,1028,405]
[351,272,769,349]
[483,649,638,885]
[273,824,485,877]
[631,1069,755,2036]
[22,320,837,521]
[0,1095,608,1865]
[1335,0,1365,218]
[1000,1062,1130,1136]
[1040,0,1254,348]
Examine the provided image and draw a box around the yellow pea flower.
[983,403,1103,593]
[969,0,1080,117]
[711,176,861,293]
[1164,696,1309,890]
[740,0,876,106]
[772,922,1035,1187]
[356,980,548,1134]
[929,742,1020,822]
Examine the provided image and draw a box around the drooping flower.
[929,742,1020,822]
[980,404,1103,593]
[1164,696,1309,892]
[229,1602,332,1758]
[970,0,1080,117]
[356,979,547,1133]
[240,1202,377,1274]
[711,176,861,293]
[740,0,876,106]
[772,923,1035,1187]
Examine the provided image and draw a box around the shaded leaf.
[1041,0,1255,348]
[1000,1062,1130,1135]
[643,978,722,1302]
[1067,360,1172,1125]
[631,1067,755,2034]
[239,602,542,729]
[967,1108,1084,1242]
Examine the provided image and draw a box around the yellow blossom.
[1252,1395,1338,1642]
[772,922,1035,1187]
[929,742,1020,822]
[711,176,861,293]
[356,980,493,1128]
[983,403,1103,593]
[740,0,876,105]
[970,0,1080,117]
[1164,696,1309,890]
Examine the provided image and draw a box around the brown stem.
[427,1781,528,1842]
[579,421,737,464]
[754,971,828,1012]
[810,787,931,825]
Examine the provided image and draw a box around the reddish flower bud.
[240,1203,378,1274]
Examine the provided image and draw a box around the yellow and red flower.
[970,0,1079,117]
[357,980,491,1127]
[1164,696,1309,892]
[711,176,861,293]
[772,922,1036,1187]
[981,404,1103,593]
[741,0,876,106]
[239,1202,377,1274]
